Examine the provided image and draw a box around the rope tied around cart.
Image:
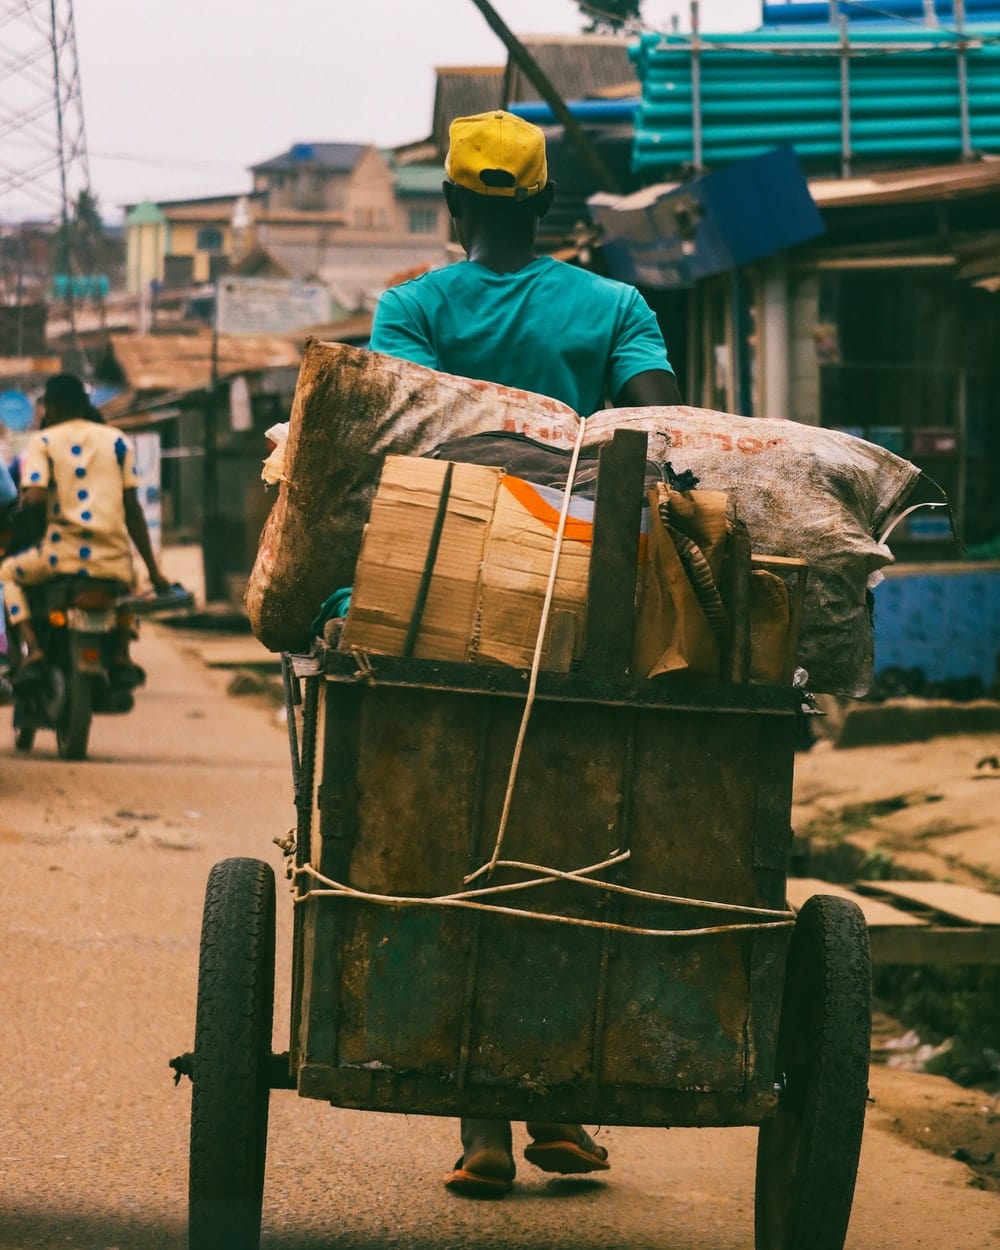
[466,413,590,886]
[292,850,795,938]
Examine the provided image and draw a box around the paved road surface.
[1,624,996,1249]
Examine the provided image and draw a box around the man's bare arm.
[124,488,170,591]
[614,369,683,408]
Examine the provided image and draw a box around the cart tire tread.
[754,893,872,1250]
[189,857,275,1250]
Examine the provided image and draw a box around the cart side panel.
[297,677,795,1120]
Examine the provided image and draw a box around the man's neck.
[465,236,538,275]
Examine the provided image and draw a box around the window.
[408,207,438,235]
[196,226,223,252]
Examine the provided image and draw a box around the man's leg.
[0,548,47,669]
[444,1118,515,1197]
[524,1122,610,1174]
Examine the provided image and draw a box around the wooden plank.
[722,518,752,683]
[856,880,1000,927]
[786,878,927,927]
[868,927,1000,966]
[580,428,649,676]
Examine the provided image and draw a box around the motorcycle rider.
[0,372,171,688]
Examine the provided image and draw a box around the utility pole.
[201,297,226,603]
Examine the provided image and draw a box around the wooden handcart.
[176,432,872,1250]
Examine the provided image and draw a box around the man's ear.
[442,181,459,218]
[534,182,556,220]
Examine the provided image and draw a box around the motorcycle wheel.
[56,663,93,761]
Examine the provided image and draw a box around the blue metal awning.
[587,146,825,289]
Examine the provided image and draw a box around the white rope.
[466,414,590,886]
[293,860,795,937]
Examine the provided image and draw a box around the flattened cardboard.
[341,457,503,662]
[477,478,592,670]
[341,457,594,672]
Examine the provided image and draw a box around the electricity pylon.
[0,0,99,368]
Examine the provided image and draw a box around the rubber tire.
[55,663,92,761]
[189,858,275,1250]
[14,726,35,753]
[754,894,872,1250]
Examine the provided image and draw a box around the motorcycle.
[11,575,190,760]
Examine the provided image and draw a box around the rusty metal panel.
[297,667,796,1126]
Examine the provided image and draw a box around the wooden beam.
[580,428,649,677]
[856,880,1000,927]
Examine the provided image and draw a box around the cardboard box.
[477,476,592,670]
[341,456,593,671]
[341,457,503,663]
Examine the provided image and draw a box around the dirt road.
[1,622,997,1249]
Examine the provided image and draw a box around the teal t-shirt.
[369,256,672,418]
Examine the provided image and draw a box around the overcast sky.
[10,1,762,221]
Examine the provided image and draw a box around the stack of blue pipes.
[629,20,1000,175]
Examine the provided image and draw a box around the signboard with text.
[215,277,330,336]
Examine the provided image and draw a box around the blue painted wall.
[872,564,1000,685]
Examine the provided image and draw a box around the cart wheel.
[189,858,275,1250]
[754,894,871,1250]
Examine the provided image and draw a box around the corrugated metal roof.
[506,36,638,105]
[431,67,505,153]
[250,142,368,174]
[808,157,1000,206]
[108,333,301,394]
[589,156,1000,214]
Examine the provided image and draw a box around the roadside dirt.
[793,732,1000,886]
[793,732,1000,1198]
[870,1016,1000,1193]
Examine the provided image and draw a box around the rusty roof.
[431,66,505,154]
[107,332,301,394]
[809,157,1000,208]
[506,36,638,105]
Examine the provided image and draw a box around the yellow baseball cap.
[445,110,548,200]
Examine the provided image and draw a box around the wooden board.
[786,878,926,927]
[856,880,1000,927]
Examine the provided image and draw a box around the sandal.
[444,1148,515,1198]
[524,1126,610,1175]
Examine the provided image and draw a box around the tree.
[577,0,642,34]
